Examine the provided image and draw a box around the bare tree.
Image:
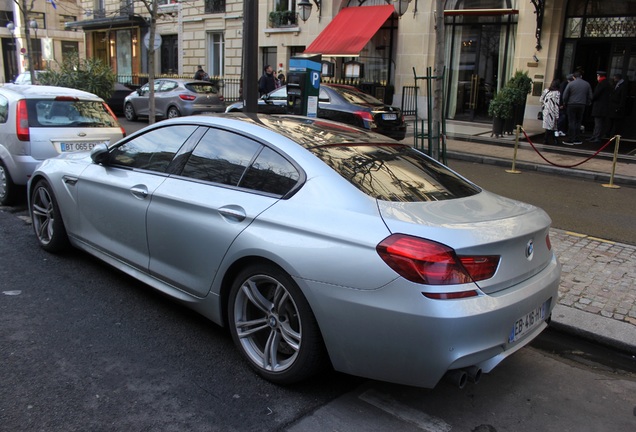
[137,0,160,124]
[12,0,37,84]
[432,0,445,161]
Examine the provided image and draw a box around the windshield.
[185,83,219,94]
[308,144,480,202]
[27,99,119,128]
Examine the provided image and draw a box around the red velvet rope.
[520,128,615,168]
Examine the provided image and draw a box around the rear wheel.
[124,103,137,121]
[30,180,70,253]
[228,264,327,384]
[0,161,17,206]
[167,106,181,119]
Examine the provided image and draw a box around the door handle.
[130,185,149,199]
[218,205,246,222]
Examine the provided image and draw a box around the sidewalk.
[411,117,636,355]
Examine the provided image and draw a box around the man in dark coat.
[589,71,611,144]
[608,73,629,137]
[562,71,593,145]
[258,65,276,96]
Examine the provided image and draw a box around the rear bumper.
[301,254,561,388]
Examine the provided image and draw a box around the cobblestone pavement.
[551,228,636,326]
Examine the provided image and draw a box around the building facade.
[0,0,85,83]
[29,0,636,137]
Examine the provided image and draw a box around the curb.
[550,304,636,356]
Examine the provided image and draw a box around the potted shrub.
[506,70,533,130]
[488,86,515,137]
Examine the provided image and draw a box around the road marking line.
[359,389,451,432]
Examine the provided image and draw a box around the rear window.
[184,83,219,94]
[332,87,383,105]
[26,99,118,128]
[309,144,480,202]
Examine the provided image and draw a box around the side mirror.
[90,143,110,165]
[137,88,143,96]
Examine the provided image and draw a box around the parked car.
[12,70,45,85]
[225,83,407,140]
[28,114,560,388]
[124,78,225,121]
[106,82,135,116]
[0,84,124,205]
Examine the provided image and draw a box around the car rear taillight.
[102,102,126,137]
[54,96,79,102]
[354,111,376,128]
[179,94,196,101]
[376,234,499,286]
[16,99,29,141]
[546,233,552,250]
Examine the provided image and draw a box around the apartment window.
[94,0,106,18]
[59,15,76,30]
[205,0,225,13]
[27,12,46,30]
[209,32,224,76]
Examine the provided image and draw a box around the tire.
[167,106,180,119]
[228,264,327,384]
[0,161,17,206]
[124,103,137,121]
[30,180,70,253]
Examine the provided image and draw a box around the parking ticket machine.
[287,54,321,117]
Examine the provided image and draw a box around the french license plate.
[382,113,397,120]
[60,142,101,152]
[508,300,549,343]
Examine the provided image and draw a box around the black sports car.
[226,84,407,141]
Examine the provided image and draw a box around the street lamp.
[393,0,411,17]
[298,0,321,22]
[6,22,18,81]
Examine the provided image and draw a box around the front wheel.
[124,103,137,121]
[228,264,327,384]
[30,180,70,253]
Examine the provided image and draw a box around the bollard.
[505,125,522,174]
[602,135,621,189]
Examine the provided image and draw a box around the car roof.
[0,84,103,100]
[151,113,396,150]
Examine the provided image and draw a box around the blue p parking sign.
[311,71,320,89]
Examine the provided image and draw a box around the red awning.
[304,5,395,57]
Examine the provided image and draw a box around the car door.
[76,124,199,270]
[146,127,300,297]
[132,81,162,117]
[155,80,178,118]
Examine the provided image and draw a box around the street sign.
[143,33,162,50]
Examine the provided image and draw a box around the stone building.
[0,0,85,82]
[17,0,636,137]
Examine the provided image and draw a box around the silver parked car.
[28,114,560,388]
[0,84,124,205]
[123,78,225,121]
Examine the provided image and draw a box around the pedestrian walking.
[258,65,277,96]
[540,80,561,145]
[589,71,611,144]
[562,71,592,145]
[608,73,629,137]
[277,70,286,86]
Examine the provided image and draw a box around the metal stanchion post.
[505,125,522,174]
[602,135,621,189]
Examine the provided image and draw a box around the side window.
[240,147,300,196]
[109,125,198,172]
[0,95,8,123]
[160,81,178,92]
[181,128,262,185]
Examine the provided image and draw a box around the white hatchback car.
[0,84,125,205]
